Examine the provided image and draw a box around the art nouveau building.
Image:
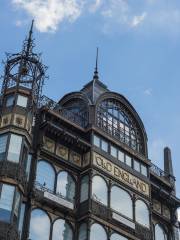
[0,22,180,240]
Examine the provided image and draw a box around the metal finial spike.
[25,19,35,57]
[93,47,99,80]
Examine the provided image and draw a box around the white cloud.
[89,0,103,13]
[144,88,152,96]
[12,0,83,32]
[131,12,147,28]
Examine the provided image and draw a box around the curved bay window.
[110,233,128,240]
[155,224,167,240]
[0,183,21,224]
[60,99,88,128]
[96,99,144,154]
[29,209,50,240]
[111,186,133,219]
[52,219,73,240]
[92,175,107,206]
[56,171,75,203]
[135,199,149,228]
[36,161,55,191]
[90,223,107,240]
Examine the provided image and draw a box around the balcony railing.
[150,163,168,178]
[39,95,88,128]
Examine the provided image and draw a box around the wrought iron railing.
[34,181,74,204]
[150,163,168,178]
[39,95,88,128]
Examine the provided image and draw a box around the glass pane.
[111,146,117,158]
[17,95,28,108]
[118,150,124,162]
[36,161,55,191]
[80,175,89,203]
[92,176,107,206]
[135,200,149,228]
[52,219,73,240]
[14,191,21,217]
[26,154,32,181]
[0,134,8,161]
[101,140,108,152]
[111,186,132,219]
[79,223,87,240]
[7,134,22,163]
[155,224,167,240]
[6,95,14,107]
[18,203,25,238]
[125,155,132,167]
[141,164,148,177]
[29,209,50,240]
[94,135,100,147]
[0,184,15,222]
[90,223,107,240]
[134,160,140,172]
[56,172,75,203]
[111,233,128,240]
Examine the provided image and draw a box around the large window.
[0,184,21,224]
[135,200,149,228]
[111,186,133,219]
[29,209,50,240]
[110,233,128,240]
[56,171,75,203]
[92,175,107,206]
[52,219,73,240]
[36,161,55,191]
[0,134,8,161]
[17,95,28,108]
[90,223,107,240]
[155,224,167,240]
[97,99,144,154]
[7,134,22,163]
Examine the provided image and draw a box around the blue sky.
[0,0,180,206]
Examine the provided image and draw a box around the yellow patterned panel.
[56,144,69,160]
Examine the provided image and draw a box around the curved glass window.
[111,233,128,240]
[111,186,132,219]
[155,224,167,240]
[97,99,144,154]
[56,171,75,203]
[52,219,73,240]
[90,223,107,240]
[7,134,22,163]
[79,223,87,240]
[29,209,50,240]
[36,161,55,191]
[61,99,88,128]
[135,200,149,228]
[0,184,15,222]
[92,176,107,206]
[0,134,8,161]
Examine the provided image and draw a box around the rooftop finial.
[93,47,99,80]
[24,19,35,57]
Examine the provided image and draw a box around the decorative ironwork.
[96,99,144,154]
[39,95,88,128]
[0,221,19,240]
[0,161,27,189]
[150,163,168,178]
[135,223,152,240]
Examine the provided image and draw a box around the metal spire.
[24,19,35,57]
[93,47,99,80]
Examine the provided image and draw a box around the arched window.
[29,209,50,240]
[155,224,167,240]
[97,99,144,154]
[111,233,128,240]
[111,186,133,219]
[135,200,149,228]
[36,161,55,191]
[56,171,75,203]
[61,99,88,128]
[78,223,87,240]
[92,175,108,206]
[52,219,73,240]
[90,223,107,240]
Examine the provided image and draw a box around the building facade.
[0,22,180,240]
